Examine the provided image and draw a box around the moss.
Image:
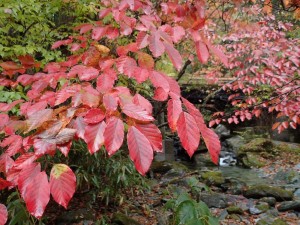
[112,213,141,225]
[244,185,293,201]
[242,153,267,168]
[271,219,288,225]
[239,138,276,154]
[256,202,269,212]
[256,219,269,225]
[201,171,225,186]
[226,206,244,215]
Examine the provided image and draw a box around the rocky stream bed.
[45,137,300,225]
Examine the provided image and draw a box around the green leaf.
[175,192,192,207]
[175,200,197,225]
[186,219,206,225]
[208,216,219,225]
[196,201,211,216]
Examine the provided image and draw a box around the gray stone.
[260,197,277,207]
[199,192,228,208]
[249,202,269,215]
[294,189,300,200]
[225,135,246,153]
[243,185,293,201]
[277,201,300,212]
[215,124,231,139]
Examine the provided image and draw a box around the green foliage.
[66,141,147,206]
[0,0,97,63]
[165,192,219,225]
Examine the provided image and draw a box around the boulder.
[225,135,246,154]
[277,201,300,212]
[243,185,293,201]
[201,171,226,187]
[215,124,231,139]
[198,192,228,208]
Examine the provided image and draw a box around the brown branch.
[176,59,191,82]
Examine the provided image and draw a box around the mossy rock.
[256,202,270,212]
[243,185,293,201]
[271,219,288,225]
[242,152,267,168]
[201,171,225,186]
[238,138,277,154]
[226,206,244,215]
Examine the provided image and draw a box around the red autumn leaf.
[122,103,154,121]
[0,99,23,112]
[149,31,165,57]
[55,128,76,145]
[84,108,105,124]
[18,163,41,199]
[136,31,149,49]
[195,41,209,63]
[50,164,76,209]
[27,109,53,132]
[135,123,162,152]
[0,114,9,128]
[153,87,169,101]
[51,39,72,49]
[133,94,153,114]
[96,71,117,93]
[0,178,12,190]
[13,153,37,170]
[23,171,50,219]
[149,71,170,94]
[206,43,228,67]
[132,67,150,83]
[0,134,22,156]
[116,43,138,56]
[68,65,99,81]
[103,93,118,112]
[104,117,124,156]
[177,112,200,157]
[163,42,182,71]
[34,138,57,156]
[137,52,154,69]
[127,126,153,175]
[0,154,14,174]
[0,204,8,225]
[182,97,205,124]
[57,141,72,157]
[74,117,87,139]
[18,55,36,68]
[84,121,107,154]
[167,99,182,132]
[198,123,220,165]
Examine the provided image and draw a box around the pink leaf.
[195,41,209,63]
[135,123,162,152]
[27,109,53,132]
[96,70,117,93]
[84,121,107,154]
[23,171,50,219]
[0,204,8,225]
[0,135,22,156]
[104,117,124,156]
[18,163,41,199]
[133,94,153,114]
[136,32,149,49]
[167,99,182,132]
[122,103,154,122]
[127,126,153,175]
[149,31,165,57]
[84,108,105,124]
[163,42,182,70]
[177,112,200,157]
[50,164,76,209]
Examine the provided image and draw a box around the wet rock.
[260,197,277,207]
[160,162,189,182]
[222,178,246,195]
[277,201,300,212]
[274,170,300,185]
[242,152,267,168]
[198,192,228,208]
[215,124,231,139]
[226,206,244,215]
[112,213,142,225]
[192,152,216,167]
[219,151,237,167]
[243,185,293,201]
[237,138,279,168]
[201,171,225,187]
[249,202,269,215]
[55,208,96,224]
[294,189,300,199]
[225,135,246,154]
[150,161,173,174]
